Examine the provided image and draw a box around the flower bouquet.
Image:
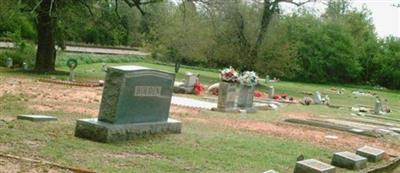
[239,71,258,87]
[220,66,239,83]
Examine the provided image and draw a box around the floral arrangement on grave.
[220,66,239,83]
[239,71,258,87]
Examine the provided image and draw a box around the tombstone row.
[216,81,257,113]
[293,146,385,173]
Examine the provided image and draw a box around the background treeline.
[0,0,399,89]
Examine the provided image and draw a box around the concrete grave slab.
[262,170,279,173]
[17,115,57,122]
[356,146,385,162]
[294,159,336,173]
[331,151,367,170]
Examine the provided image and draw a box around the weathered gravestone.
[184,73,198,88]
[314,91,322,104]
[216,81,238,112]
[331,151,367,170]
[294,159,336,173]
[237,85,256,112]
[5,57,12,68]
[374,99,383,115]
[75,65,182,142]
[356,146,385,162]
[67,59,78,82]
[268,86,275,99]
[265,75,270,84]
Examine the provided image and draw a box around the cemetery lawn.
[0,58,399,172]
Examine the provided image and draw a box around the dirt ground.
[0,77,399,171]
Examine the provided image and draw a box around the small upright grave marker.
[268,86,275,99]
[5,57,12,68]
[67,59,78,81]
[314,91,322,104]
[183,72,198,93]
[75,65,182,142]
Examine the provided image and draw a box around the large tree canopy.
[1,0,400,89]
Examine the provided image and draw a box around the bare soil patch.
[172,107,400,156]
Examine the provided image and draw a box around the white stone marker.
[331,151,367,170]
[268,86,275,99]
[314,91,322,104]
[356,146,385,162]
[294,159,336,173]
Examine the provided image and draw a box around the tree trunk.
[246,0,277,70]
[35,0,56,72]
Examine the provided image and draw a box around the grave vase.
[237,85,256,112]
[217,81,237,112]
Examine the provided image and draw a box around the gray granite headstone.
[356,146,385,162]
[331,151,367,170]
[184,72,198,88]
[237,85,256,112]
[374,100,383,115]
[294,159,336,173]
[75,65,182,142]
[17,115,57,122]
[216,81,237,112]
[268,86,274,99]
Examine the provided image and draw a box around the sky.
[292,0,400,38]
[352,0,400,38]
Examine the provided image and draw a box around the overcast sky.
[352,0,400,37]
[290,0,400,38]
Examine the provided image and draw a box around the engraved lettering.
[134,86,162,97]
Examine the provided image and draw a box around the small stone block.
[331,151,367,170]
[17,115,57,122]
[75,118,182,142]
[356,146,385,162]
[294,159,336,173]
[263,170,279,173]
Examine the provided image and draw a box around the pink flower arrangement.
[220,66,239,83]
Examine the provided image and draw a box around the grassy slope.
[0,53,399,172]
[0,94,334,173]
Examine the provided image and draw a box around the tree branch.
[78,0,94,16]
[276,0,315,6]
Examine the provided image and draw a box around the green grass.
[0,94,334,173]
[0,54,399,172]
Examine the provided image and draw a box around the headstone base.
[75,118,182,143]
[17,115,57,122]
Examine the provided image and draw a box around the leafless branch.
[78,0,94,16]
[276,0,315,6]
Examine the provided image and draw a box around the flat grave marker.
[331,151,367,170]
[17,115,57,122]
[294,159,336,173]
[356,146,385,162]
